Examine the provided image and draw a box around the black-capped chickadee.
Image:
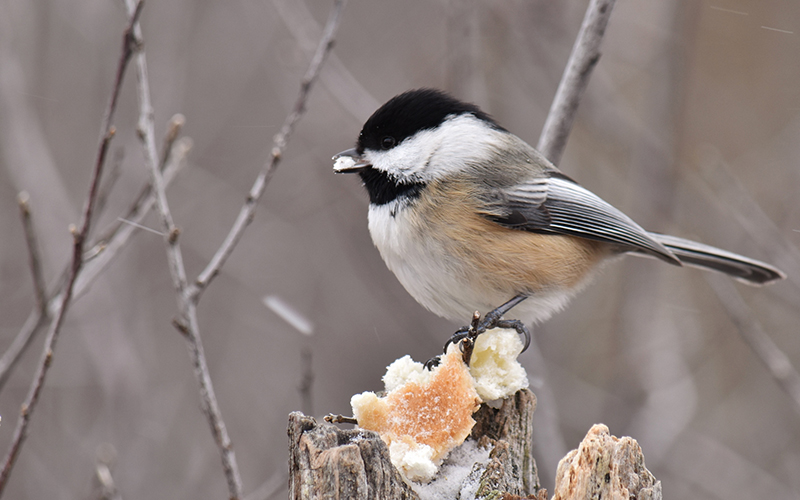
[333,89,785,331]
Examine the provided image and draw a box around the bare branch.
[536,0,617,165]
[191,0,348,299]
[0,132,188,394]
[0,311,49,394]
[122,0,243,496]
[0,195,53,394]
[122,1,347,495]
[272,0,378,121]
[87,135,189,258]
[705,273,800,415]
[125,5,189,295]
[17,192,48,315]
[76,137,189,289]
[0,3,142,493]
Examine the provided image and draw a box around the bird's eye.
[380,136,396,150]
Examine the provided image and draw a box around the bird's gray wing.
[481,173,680,265]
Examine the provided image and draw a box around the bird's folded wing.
[480,174,680,265]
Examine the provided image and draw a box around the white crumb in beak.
[333,155,357,172]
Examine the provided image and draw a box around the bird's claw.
[432,309,531,369]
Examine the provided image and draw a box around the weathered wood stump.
[288,388,661,499]
[288,389,541,499]
[552,424,661,500]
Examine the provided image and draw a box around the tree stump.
[288,388,661,499]
[288,388,541,499]
[552,424,661,500]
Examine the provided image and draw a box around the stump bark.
[288,411,418,499]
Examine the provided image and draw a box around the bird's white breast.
[367,200,470,320]
[367,200,580,325]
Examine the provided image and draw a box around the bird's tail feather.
[635,232,785,285]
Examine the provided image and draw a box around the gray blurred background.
[1,0,799,498]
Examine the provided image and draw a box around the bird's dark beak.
[332,148,370,173]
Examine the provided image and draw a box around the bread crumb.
[350,328,528,482]
[351,348,480,482]
[469,328,529,401]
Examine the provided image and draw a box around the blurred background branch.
[706,273,800,415]
[192,0,348,300]
[0,120,188,392]
[536,0,616,165]
[123,0,346,496]
[122,0,243,494]
[0,2,143,493]
[17,192,47,316]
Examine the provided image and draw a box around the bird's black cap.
[356,88,503,154]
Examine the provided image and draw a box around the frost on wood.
[552,424,662,500]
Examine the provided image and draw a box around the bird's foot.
[427,301,532,370]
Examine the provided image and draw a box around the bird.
[333,88,785,342]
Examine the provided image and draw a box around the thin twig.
[0,194,53,396]
[122,0,243,496]
[86,113,189,258]
[191,0,348,300]
[159,113,185,174]
[88,134,190,257]
[126,9,188,295]
[0,311,49,393]
[93,147,125,230]
[324,414,358,425]
[0,3,142,494]
[17,192,48,315]
[536,0,617,165]
[705,273,800,415]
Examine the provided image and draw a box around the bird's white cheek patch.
[364,114,500,182]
